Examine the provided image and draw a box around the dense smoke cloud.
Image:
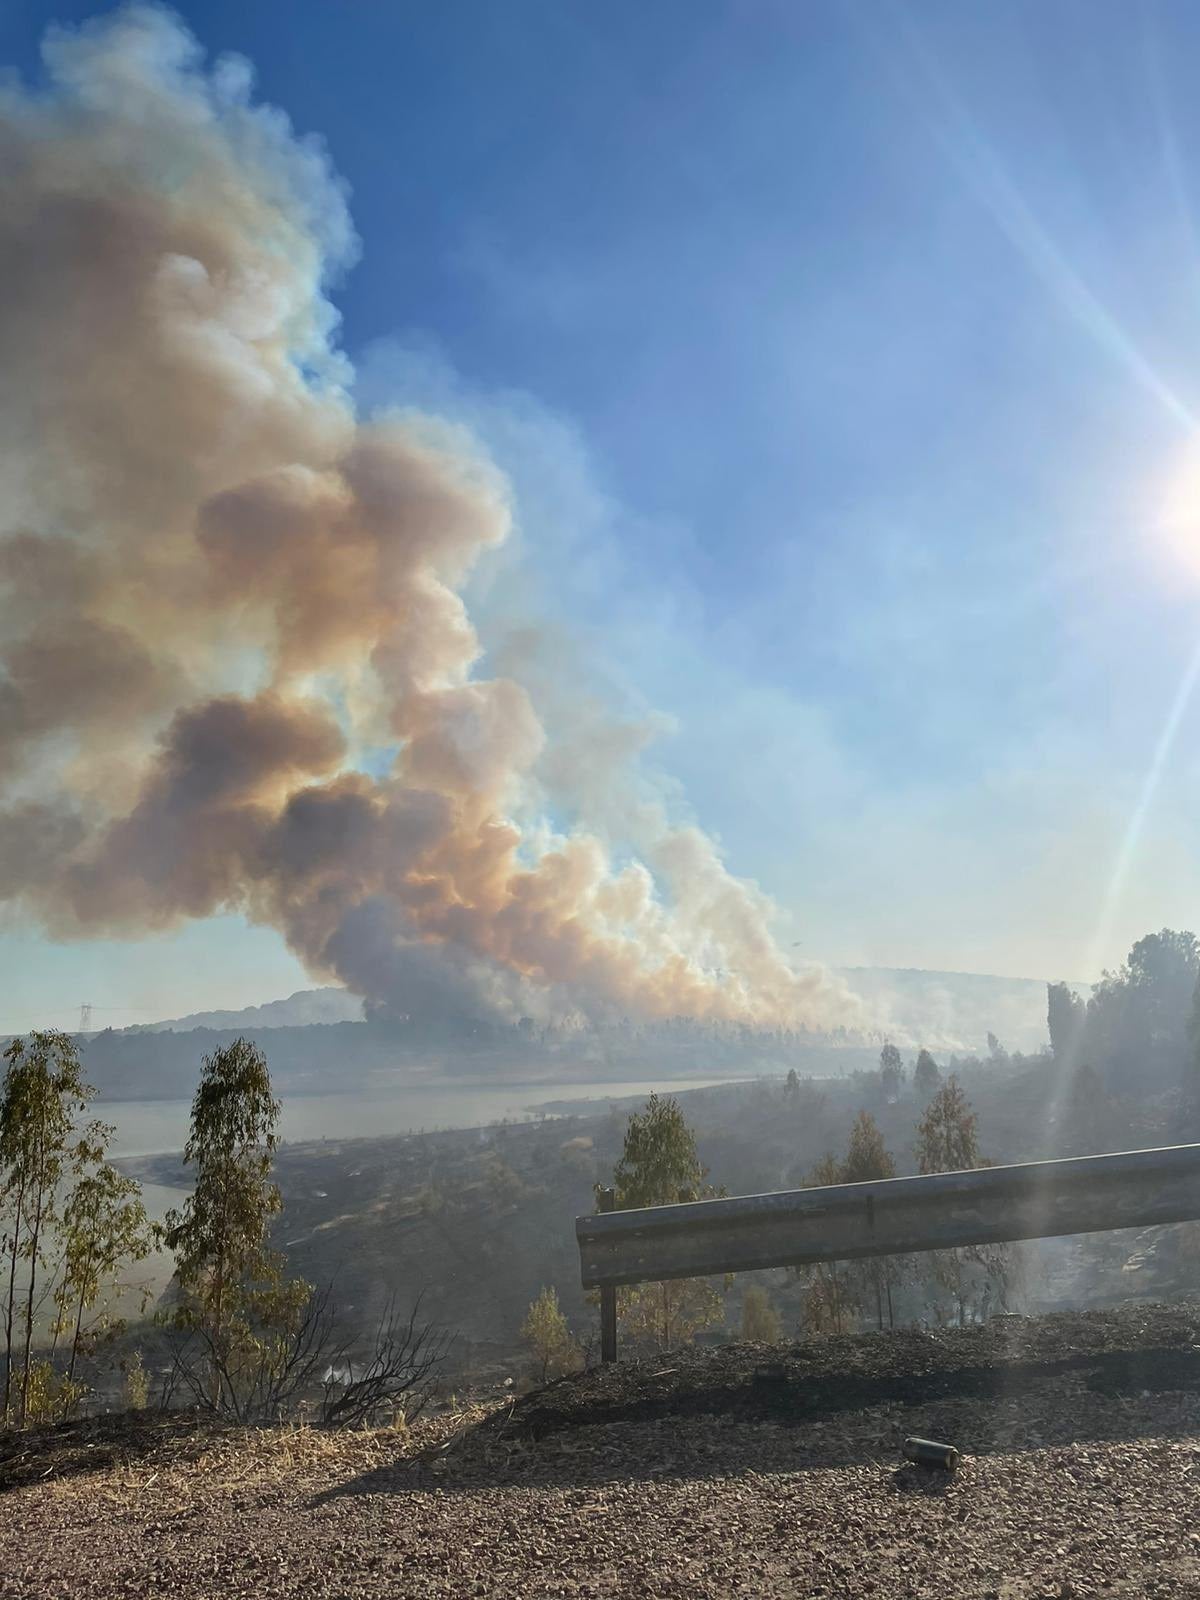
[0,7,858,1034]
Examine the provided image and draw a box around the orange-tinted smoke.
[0,7,858,1034]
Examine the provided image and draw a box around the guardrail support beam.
[598,1186,617,1363]
[577,1144,1200,1348]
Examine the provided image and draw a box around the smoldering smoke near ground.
[0,6,858,1036]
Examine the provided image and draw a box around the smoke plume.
[0,8,856,1034]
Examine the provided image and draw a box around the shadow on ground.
[318,1302,1200,1500]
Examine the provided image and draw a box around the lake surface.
[100,1076,739,1157]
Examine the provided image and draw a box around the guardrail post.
[598,1186,617,1363]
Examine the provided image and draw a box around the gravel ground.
[5,1306,1200,1598]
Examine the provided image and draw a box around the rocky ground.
[4,1304,1200,1597]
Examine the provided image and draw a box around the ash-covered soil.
[5,1303,1200,1598]
[496,1301,1200,1441]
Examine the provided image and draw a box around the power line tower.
[78,1003,93,1034]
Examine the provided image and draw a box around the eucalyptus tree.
[164,1038,307,1414]
[841,1110,904,1329]
[0,1031,93,1423]
[55,1136,155,1388]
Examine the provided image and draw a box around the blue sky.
[6,0,1200,1028]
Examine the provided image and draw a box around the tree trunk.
[20,1190,44,1426]
[19,1134,50,1427]
[46,1245,74,1367]
[210,1263,225,1412]
[3,1178,25,1420]
[209,1158,233,1412]
[66,1250,92,1388]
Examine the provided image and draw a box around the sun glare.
[1158,447,1200,577]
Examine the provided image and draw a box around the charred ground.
[489,1302,1200,1444]
[6,1303,1200,1598]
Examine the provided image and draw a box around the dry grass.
[178,1402,499,1487]
[0,1397,504,1502]
[8,1309,1200,1597]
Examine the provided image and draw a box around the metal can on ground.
[902,1436,960,1473]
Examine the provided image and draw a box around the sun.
[1158,446,1200,578]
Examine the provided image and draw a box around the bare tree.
[157,1284,452,1429]
[319,1295,454,1430]
[160,1283,335,1424]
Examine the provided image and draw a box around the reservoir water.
[101,1075,739,1158]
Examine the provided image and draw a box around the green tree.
[122,1348,150,1412]
[164,1039,307,1415]
[21,1359,85,1426]
[841,1109,894,1184]
[1087,929,1198,1087]
[521,1286,580,1383]
[784,1068,800,1096]
[54,1136,155,1391]
[1126,929,1199,1044]
[610,1093,708,1208]
[739,1284,782,1343]
[605,1094,724,1351]
[1047,983,1086,1063]
[841,1111,903,1329]
[914,1077,1009,1324]
[913,1049,940,1099]
[878,1042,904,1099]
[0,1031,93,1424]
[795,1151,856,1335]
[914,1076,980,1174]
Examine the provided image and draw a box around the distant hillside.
[126,965,1064,1055]
[127,989,364,1032]
[78,1016,881,1103]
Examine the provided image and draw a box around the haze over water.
[102,1076,737,1157]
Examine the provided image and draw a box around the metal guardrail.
[577,1143,1200,1358]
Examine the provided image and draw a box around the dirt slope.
[4,1305,1200,1598]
